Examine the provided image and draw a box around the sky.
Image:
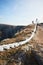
[0,0,43,25]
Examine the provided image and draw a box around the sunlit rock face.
[34,26,43,43]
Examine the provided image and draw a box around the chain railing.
[0,19,38,51]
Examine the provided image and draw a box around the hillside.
[0,24,35,45]
[0,23,43,45]
[0,23,43,65]
[0,24,25,41]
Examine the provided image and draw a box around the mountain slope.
[0,24,25,41]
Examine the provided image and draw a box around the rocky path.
[29,52,39,65]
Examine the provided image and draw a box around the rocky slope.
[0,24,34,45]
[0,23,43,65]
[33,24,43,43]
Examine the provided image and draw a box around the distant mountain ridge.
[0,24,25,41]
